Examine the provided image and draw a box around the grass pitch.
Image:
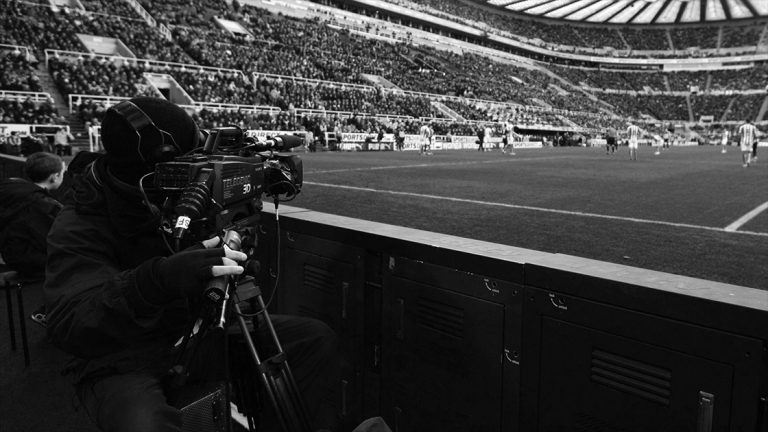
[289,146,767,290]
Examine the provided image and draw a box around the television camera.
[153,127,314,432]
[152,126,304,248]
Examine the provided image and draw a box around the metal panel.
[381,257,515,432]
[521,286,765,431]
[277,233,366,429]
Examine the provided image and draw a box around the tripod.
[173,229,314,432]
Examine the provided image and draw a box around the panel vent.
[303,264,335,295]
[416,297,464,339]
[590,349,671,406]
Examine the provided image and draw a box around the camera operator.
[44,97,340,432]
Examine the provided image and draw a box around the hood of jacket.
[72,158,162,237]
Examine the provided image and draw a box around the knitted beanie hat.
[101,97,200,184]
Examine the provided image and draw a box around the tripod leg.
[233,302,313,432]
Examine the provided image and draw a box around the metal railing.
[45,49,243,77]
[0,91,52,103]
[0,44,32,61]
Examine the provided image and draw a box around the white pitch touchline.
[725,201,768,232]
[307,155,573,174]
[305,181,768,238]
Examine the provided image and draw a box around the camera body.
[153,126,303,244]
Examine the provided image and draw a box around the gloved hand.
[147,241,247,304]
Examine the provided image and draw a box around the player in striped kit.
[738,119,757,168]
[419,121,434,156]
[626,123,641,161]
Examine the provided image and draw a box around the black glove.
[151,247,228,303]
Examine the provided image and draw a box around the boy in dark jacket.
[0,152,65,276]
[0,152,65,326]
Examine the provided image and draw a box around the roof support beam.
[675,0,688,23]
[719,0,732,19]
[561,0,603,19]
[535,0,582,16]
[741,0,759,17]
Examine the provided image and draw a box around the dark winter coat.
[44,159,193,381]
[0,178,62,276]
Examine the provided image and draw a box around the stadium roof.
[485,0,768,24]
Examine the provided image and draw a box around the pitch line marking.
[725,201,768,232]
[307,155,573,175]
[304,181,768,238]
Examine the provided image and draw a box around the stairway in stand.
[34,63,91,153]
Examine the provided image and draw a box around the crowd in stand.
[0,97,62,124]
[140,0,238,28]
[720,24,765,49]
[48,56,147,97]
[74,12,195,63]
[622,28,670,52]
[553,64,768,94]
[665,71,708,92]
[710,65,768,91]
[1,0,767,142]
[595,93,690,121]
[726,94,765,122]
[0,41,64,125]
[172,15,412,85]
[0,1,193,62]
[670,27,718,50]
[80,0,142,20]
[0,50,42,92]
[0,1,85,56]
[690,94,733,121]
[330,0,766,55]
[550,66,670,92]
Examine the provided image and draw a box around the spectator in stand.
[19,133,46,156]
[4,131,23,155]
[53,127,74,156]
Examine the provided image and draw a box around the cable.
[235,199,282,318]
[138,171,156,215]
[262,199,281,311]
[266,180,299,201]
[140,171,177,254]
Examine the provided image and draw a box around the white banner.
[515,141,544,148]
[588,138,607,147]
[245,130,312,147]
[332,134,547,151]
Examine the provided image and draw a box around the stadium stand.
[1,0,767,155]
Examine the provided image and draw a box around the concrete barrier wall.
[259,205,768,432]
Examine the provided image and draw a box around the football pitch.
[288,146,768,290]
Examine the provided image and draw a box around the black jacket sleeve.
[44,206,172,359]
